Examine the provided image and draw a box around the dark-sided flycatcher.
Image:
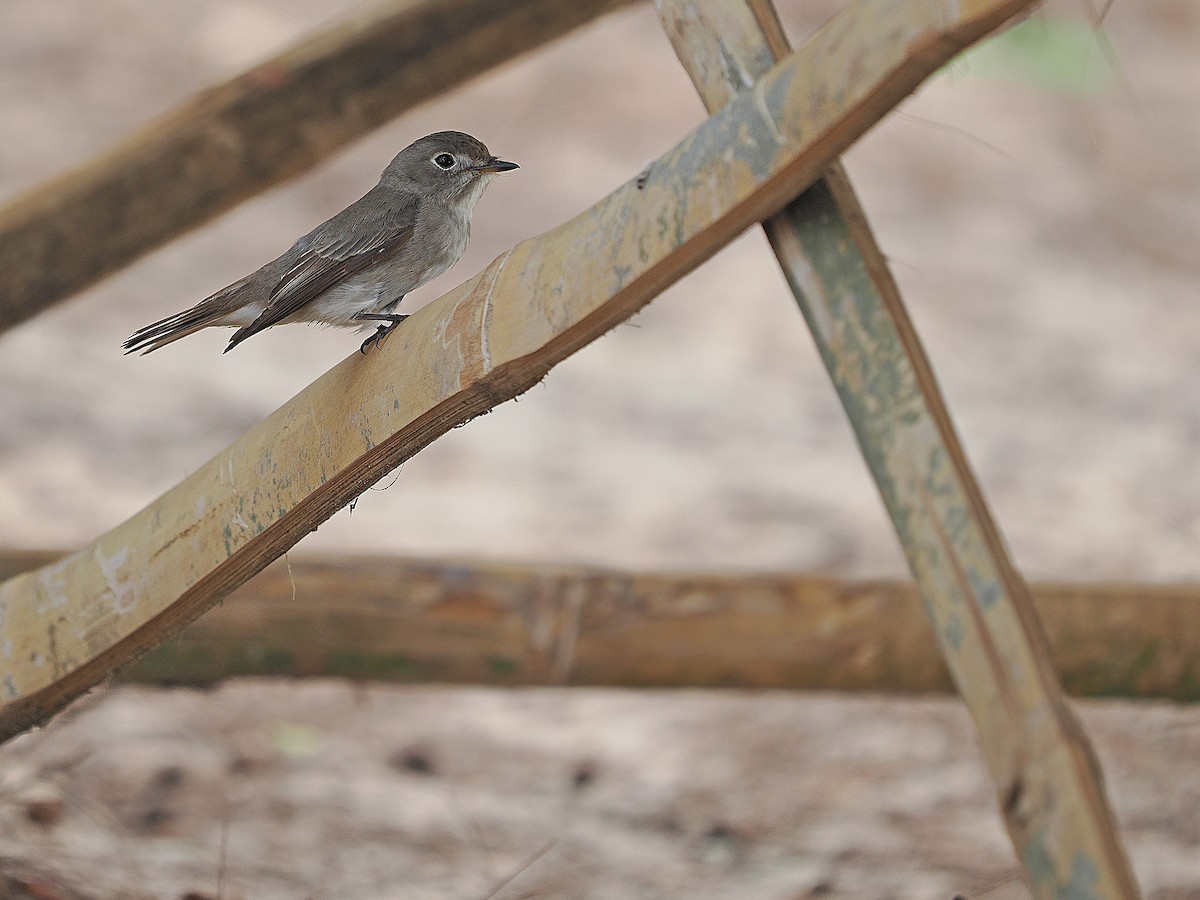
[124,131,517,356]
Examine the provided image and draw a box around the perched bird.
[123,131,518,356]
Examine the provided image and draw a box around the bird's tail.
[122,277,252,354]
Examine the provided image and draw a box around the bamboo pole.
[656,1,1140,897]
[0,0,1048,744]
[4,552,1191,698]
[0,0,639,334]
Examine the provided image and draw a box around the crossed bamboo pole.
[0,0,1037,740]
[0,0,1145,895]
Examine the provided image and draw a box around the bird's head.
[383,131,518,208]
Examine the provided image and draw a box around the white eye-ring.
[433,153,456,170]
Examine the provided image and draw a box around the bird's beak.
[475,157,519,173]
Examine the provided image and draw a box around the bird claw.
[356,313,409,354]
[359,326,385,354]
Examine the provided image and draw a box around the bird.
[123,131,518,356]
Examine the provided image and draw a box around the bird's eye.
[433,153,455,170]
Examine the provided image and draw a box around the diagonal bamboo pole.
[656,1,1141,897]
[1,0,1046,744]
[0,0,639,334]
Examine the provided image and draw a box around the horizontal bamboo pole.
[0,0,638,334]
[5,552,1193,698]
[657,3,1140,897]
[0,0,1036,743]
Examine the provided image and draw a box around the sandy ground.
[1,685,1198,900]
[0,0,1197,896]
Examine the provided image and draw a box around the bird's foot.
[355,313,409,354]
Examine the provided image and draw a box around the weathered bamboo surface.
[5,551,1194,698]
[0,0,638,334]
[657,2,1140,898]
[0,0,1041,744]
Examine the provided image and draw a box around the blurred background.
[1,0,1197,580]
[0,1,1197,897]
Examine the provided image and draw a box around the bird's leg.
[355,313,410,324]
[355,303,408,354]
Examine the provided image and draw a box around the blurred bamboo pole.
[0,0,639,334]
[657,1,1141,897]
[3,551,1197,699]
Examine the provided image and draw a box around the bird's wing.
[225,191,418,351]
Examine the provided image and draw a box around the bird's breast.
[415,201,473,279]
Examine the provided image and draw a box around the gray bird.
[123,131,518,356]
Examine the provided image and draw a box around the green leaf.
[273,722,321,757]
[946,17,1118,94]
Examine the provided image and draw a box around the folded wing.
[224,192,417,352]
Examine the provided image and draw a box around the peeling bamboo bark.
[657,1,1140,897]
[1,0,1045,743]
[0,0,638,334]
